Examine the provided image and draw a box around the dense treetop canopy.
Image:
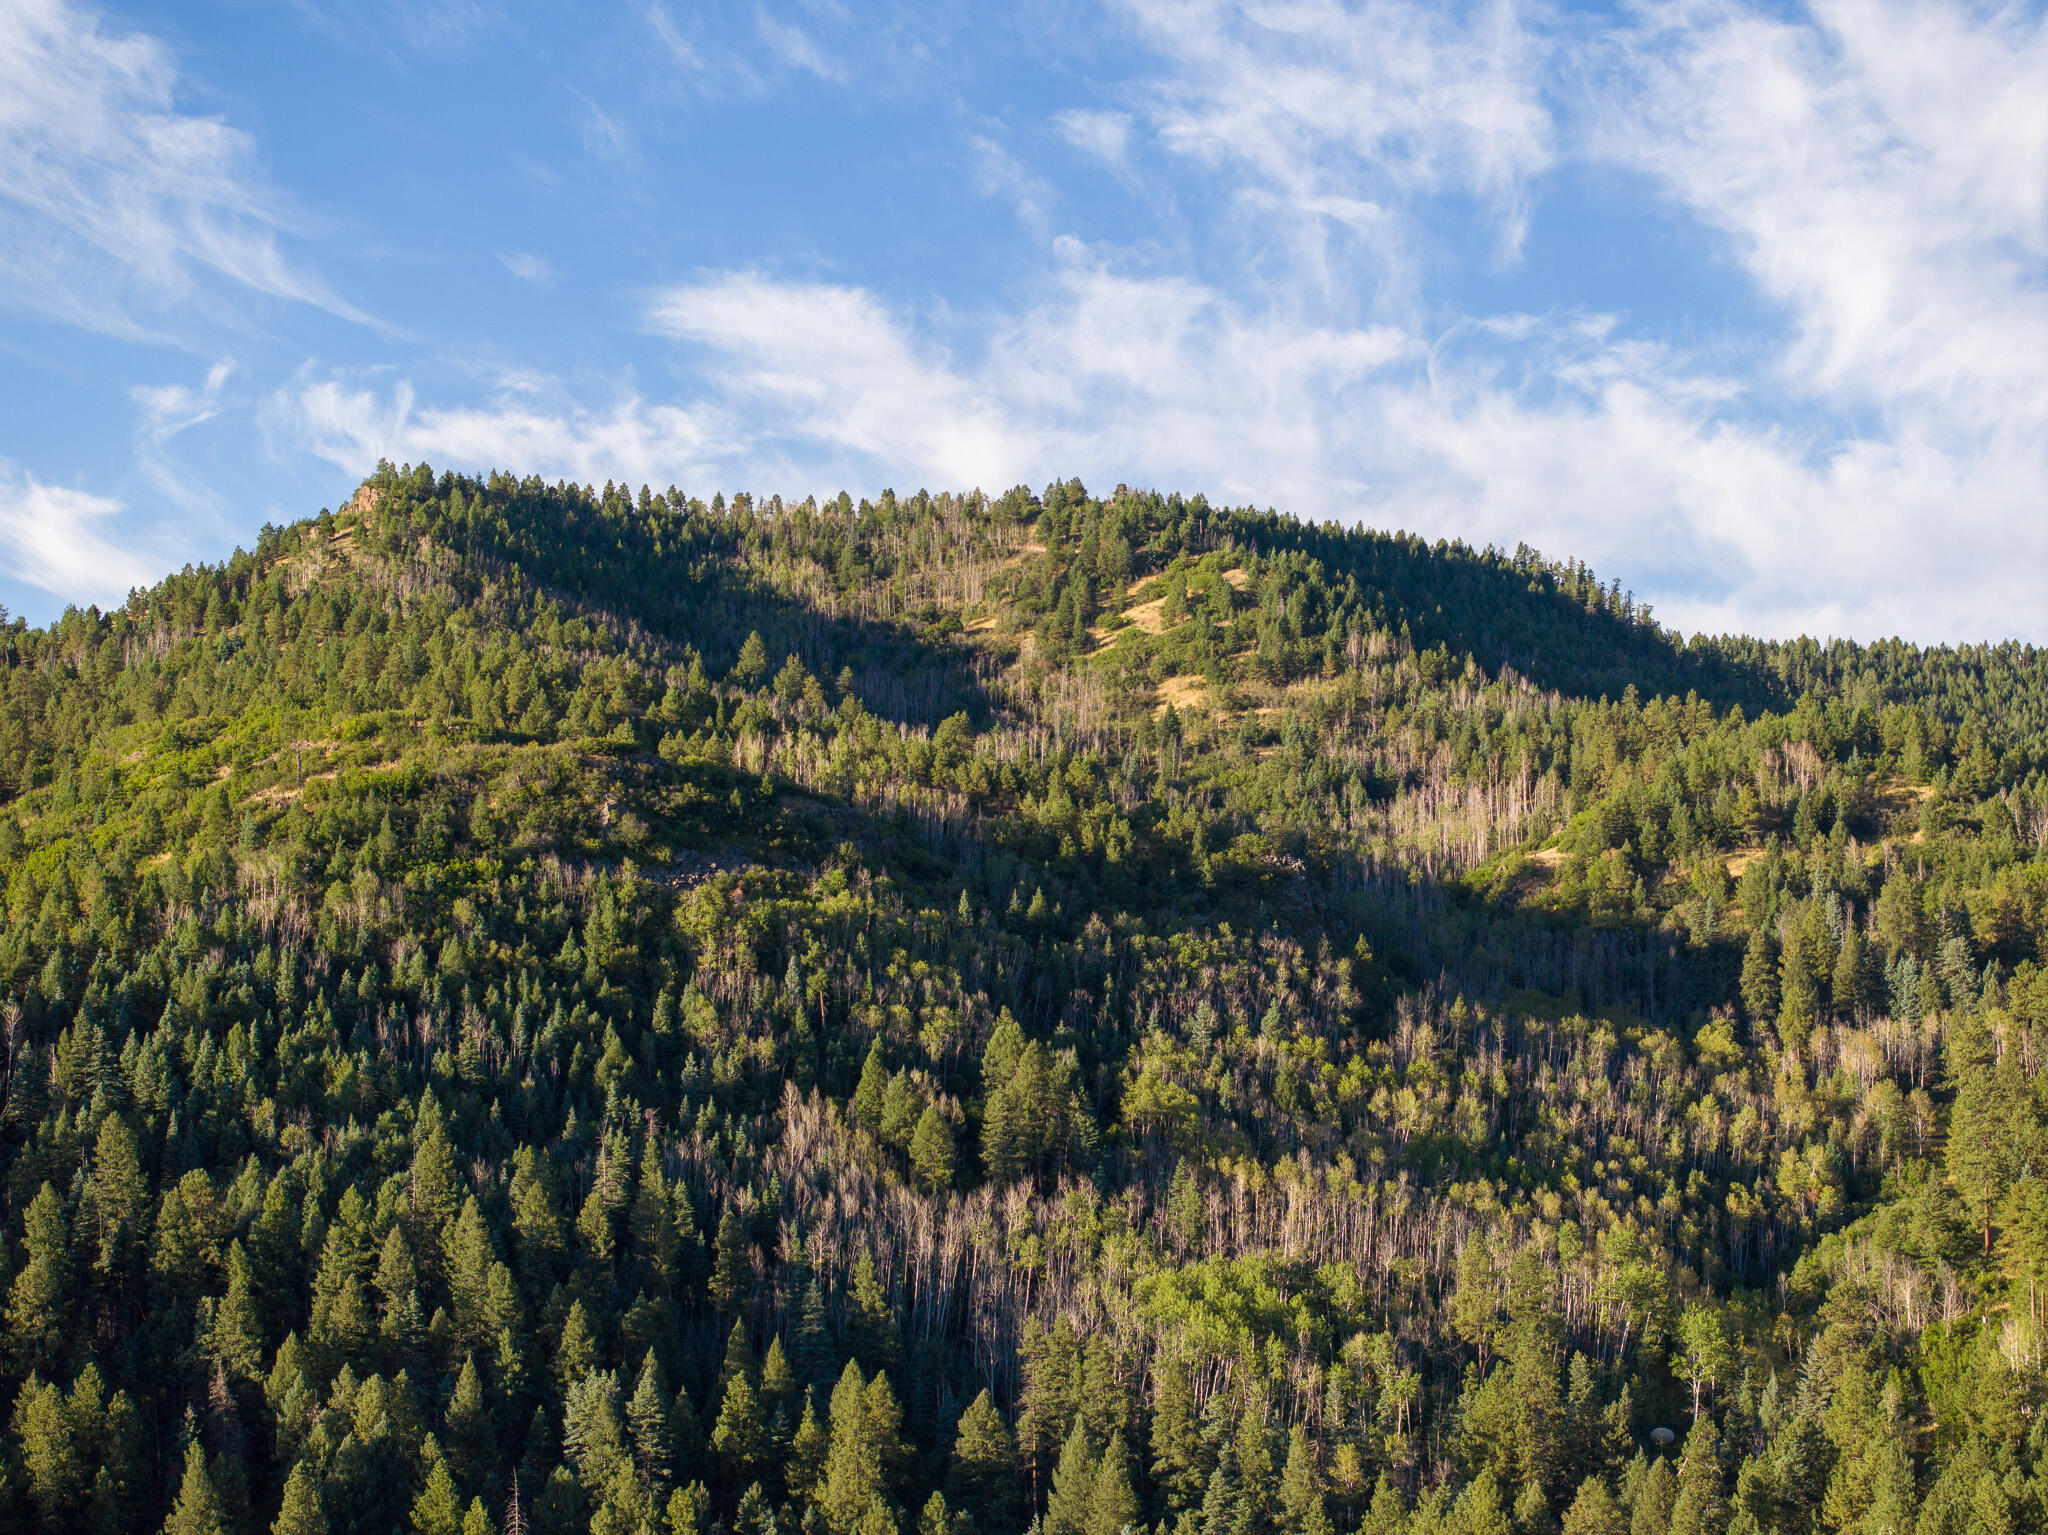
[0,464,2043,1535]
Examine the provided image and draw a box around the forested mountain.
[1,463,2045,1535]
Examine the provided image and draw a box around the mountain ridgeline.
[0,462,2045,1535]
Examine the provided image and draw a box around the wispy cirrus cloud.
[0,0,363,338]
[0,463,161,607]
[1112,0,1554,281]
[267,367,728,493]
[1604,0,2048,427]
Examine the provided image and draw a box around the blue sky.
[2,0,2044,643]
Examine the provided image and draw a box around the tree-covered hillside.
[1,463,2045,1535]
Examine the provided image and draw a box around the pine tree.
[163,1442,226,1535]
[853,1042,888,1133]
[532,1466,586,1535]
[1451,1468,1511,1535]
[1778,938,1818,1046]
[1948,1031,2020,1256]
[415,1455,467,1535]
[1516,1479,1558,1535]
[847,1251,903,1379]
[823,1360,882,1535]
[761,1335,797,1437]
[1016,1317,1080,1485]
[273,1457,329,1535]
[709,1210,750,1314]
[1560,1477,1623,1535]
[719,1318,755,1396]
[7,1182,73,1374]
[1089,1429,1142,1535]
[13,1376,84,1524]
[947,1388,1023,1534]
[865,1370,910,1498]
[1666,1419,1724,1535]
[445,1354,493,1490]
[445,1197,497,1349]
[563,1369,630,1497]
[793,1277,834,1386]
[732,632,768,688]
[1200,1440,1244,1535]
[1045,1417,1097,1535]
[712,1369,771,1492]
[1831,926,1868,1020]
[376,1224,426,1366]
[1150,1355,1207,1514]
[1629,1458,1674,1535]
[909,1106,955,1196]
[555,1300,599,1396]
[1361,1476,1407,1535]
[789,1391,831,1507]
[83,1111,149,1276]
[627,1349,676,1494]
[1277,1425,1330,1535]
[664,1481,711,1535]
[206,1239,267,1382]
[1234,1398,1276,1515]
[411,1097,464,1242]
[1739,929,1778,1025]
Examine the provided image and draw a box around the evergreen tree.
[555,1301,599,1397]
[1451,1468,1512,1535]
[1150,1355,1207,1514]
[1089,1429,1142,1535]
[13,1376,84,1525]
[445,1354,494,1490]
[627,1349,676,1495]
[709,1211,750,1314]
[909,1107,955,1197]
[1199,1440,1245,1535]
[162,1442,226,1535]
[273,1457,328,1535]
[7,1183,73,1375]
[415,1455,468,1535]
[853,1042,888,1134]
[823,1360,882,1535]
[947,1389,1023,1534]
[206,1240,267,1382]
[712,1369,771,1493]
[1666,1419,1724,1535]
[1628,1459,1674,1535]
[1560,1477,1624,1535]
[1277,1425,1331,1535]
[1045,1418,1097,1535]
[1739,929,1778,1025]
[789,1391,831,1507]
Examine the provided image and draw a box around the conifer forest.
[3,464,2047,1535]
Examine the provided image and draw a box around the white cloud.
[0,465,161,607]
[498,252,555,286]
[756,10,846,83]
[970,132,1057,235]
[0,0,360,337]
[268,369,728,492]
[1054,109,1133,167]
[646,274,1029,489]
[130,358,236,511]
[1113,0,1554,274]
[1604,0,2048,425]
